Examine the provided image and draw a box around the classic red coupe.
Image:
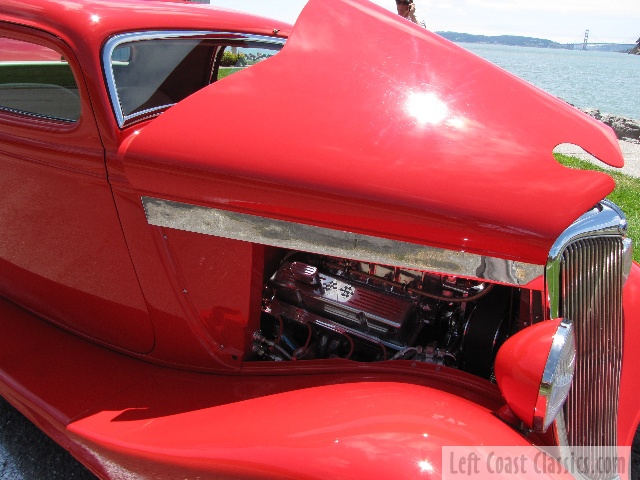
[0,0,638,478]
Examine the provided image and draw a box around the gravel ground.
[0,398,95,479]
[1,141,640,479]
[554,139,640,178]
[636,435,640,480]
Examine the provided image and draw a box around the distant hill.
[436,32,562,48]
[436,32,635,52]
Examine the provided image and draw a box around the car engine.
[254,251,522,379]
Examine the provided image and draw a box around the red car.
[0,0,638,478]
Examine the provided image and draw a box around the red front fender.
[619,262,640,449]
[67,380,570,479]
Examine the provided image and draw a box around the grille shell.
[546,200,629,480]
[560,236,624,480]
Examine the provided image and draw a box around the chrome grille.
[560,235,624,480]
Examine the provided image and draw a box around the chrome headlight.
[495,318,576,432]
[534,319,575,431]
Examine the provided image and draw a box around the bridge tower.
[582,29,589,50]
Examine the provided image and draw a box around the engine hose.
[341,332,355,360]
[280,332,299,354]
[379,342,388,361]
[274,314,284,346]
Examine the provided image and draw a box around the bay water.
[459,43,639,121]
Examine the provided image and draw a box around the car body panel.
[0,0,291,153]
[123,0,622,266]
[67,380,566,480]
[107,186,264,370]
[0,0,638,478]
[0,24,154,353]
[2,268,637,478]
[0,294,571,480]
[0,0,291,361]
[619,262,640,447]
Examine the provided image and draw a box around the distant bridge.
[563,30,636,50]
[565,42,634,47]
[562,42,636,52]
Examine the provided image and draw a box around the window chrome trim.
[102,31,286,128]
[0,105,78,124]
[141,196,544,287]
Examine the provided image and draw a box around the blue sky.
[207,0,639,44]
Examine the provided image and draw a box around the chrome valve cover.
[269,261,419,348]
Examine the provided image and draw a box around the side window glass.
[110,39,204,120]
[216,44,280,81]
[0,37,80,121]
[104,34,284,127]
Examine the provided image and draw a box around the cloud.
[461,0,639,15]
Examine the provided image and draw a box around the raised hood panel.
[123,0,623,265]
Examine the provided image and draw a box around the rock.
[581,108,602,120]
[578,108,640,143]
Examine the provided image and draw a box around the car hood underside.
[123,0,624,266]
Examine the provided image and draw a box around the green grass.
[555,154,640,262]
[217,67,243,81]
[0,63,76,88]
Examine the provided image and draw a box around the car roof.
[0,0,292,55]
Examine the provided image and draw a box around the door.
[0,24,153,354]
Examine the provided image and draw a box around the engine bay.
[253,251,539,380]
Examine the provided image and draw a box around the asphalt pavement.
[0,397,95,479]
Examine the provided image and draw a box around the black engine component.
[254,252,517,379]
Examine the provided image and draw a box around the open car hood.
[124,0,624,266]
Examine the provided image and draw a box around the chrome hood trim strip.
[142,197,543,287]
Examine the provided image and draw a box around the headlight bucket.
[495,318,575,432]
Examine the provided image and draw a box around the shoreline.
[577,108,640,144]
